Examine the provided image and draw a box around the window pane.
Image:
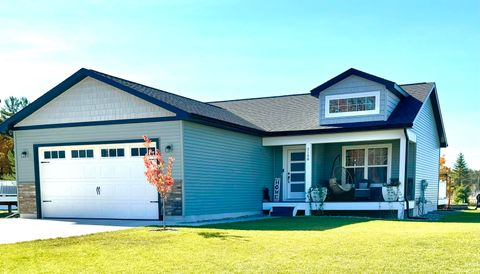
[72,150,79,158]
[59,151,65,159]
[290,173,305,182]
[368,167,388,184]
[86,150,94,158]
[290,163,305,172]
[290,183,305,192]
[346,149,365,166]
[368,148,388,165]
[51,151,58,158]
[109,149,117,157]
[101,149,108,157]
[140,148,148,155]
[44,151,51,159]
[79,150,86,158]
[366,96,375,110]
[346,168,364,184]
[117,149,125,157]
[290,152,305,161]
[131,148,139,156]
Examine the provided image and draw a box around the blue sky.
[0,1,479,168]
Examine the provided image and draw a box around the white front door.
[286,149,306,200]
[39,142,159,220]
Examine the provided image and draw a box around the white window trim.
[341,143,392,184]
[325,91,381,118]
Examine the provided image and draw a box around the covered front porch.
[263,129,417,218]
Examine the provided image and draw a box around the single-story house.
[0,68,447,221]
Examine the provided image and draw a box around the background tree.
[0,96,29,122]
[440,154,454,208]
[0,135,14,177]
[452,153,471,204]
[0,96,29,179]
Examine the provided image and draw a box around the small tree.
[452,153,471,204]
[142,135,174,230]
[440,154,454,208]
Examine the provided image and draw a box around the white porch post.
[305,143,313,215]
[398,135,407,219]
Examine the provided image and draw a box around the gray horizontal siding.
[14,121,183,183]
[386,90,400,119]
[412,96,440,212]
[183,121,273,216]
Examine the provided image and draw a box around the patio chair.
[354,179,371,200]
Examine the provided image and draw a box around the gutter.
[403,128,411,219]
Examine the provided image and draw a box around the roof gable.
[310,68,408,99]
[16,77,176,127]
[0,68,262,134]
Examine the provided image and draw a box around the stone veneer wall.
[17,183,37,216]
[164,180,183,216]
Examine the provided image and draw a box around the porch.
[263,129,417,218]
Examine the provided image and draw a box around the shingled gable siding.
[16,77,175,127]
[319,75,399,125]
[182,121,273,217]
[14,121,184,216]
[412,96,440,213]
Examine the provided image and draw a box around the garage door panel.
[39,142,159,220]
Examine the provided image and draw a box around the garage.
[38,141,159,220]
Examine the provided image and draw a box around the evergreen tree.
[452,153,471,203]
[0,96,29,121]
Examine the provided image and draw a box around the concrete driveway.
[0,218,160,244]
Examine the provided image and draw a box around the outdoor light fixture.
[21,150,28,158]
[165,144,173,153]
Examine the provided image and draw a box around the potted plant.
[308,185,328,203]
[382,178,400,202]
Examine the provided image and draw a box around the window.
[131,147,153,157]
[71,149,94,159]
[325,91,380,118]
[44,150,66,159]
[101,148,125,158]
[343,144,391,185]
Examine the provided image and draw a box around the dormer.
[310,68,408,125]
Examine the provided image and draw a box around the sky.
[0,1,479,168]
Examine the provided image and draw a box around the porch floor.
[263,201,415,219]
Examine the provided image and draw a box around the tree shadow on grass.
[197,231,247,240]
[200,216,373,232]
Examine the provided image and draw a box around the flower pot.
[382,186,399,202]
[310,187,328,202]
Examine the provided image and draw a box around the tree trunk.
[162,197,166,230]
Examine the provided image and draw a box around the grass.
[0,210,479,273]
[0,210,11,218]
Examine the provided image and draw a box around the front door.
[287,149,306,200]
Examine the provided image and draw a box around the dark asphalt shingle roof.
[210,83,435,132]
[88,69,263,131]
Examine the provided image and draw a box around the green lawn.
[0,210,11,218]
[1,211,479,273]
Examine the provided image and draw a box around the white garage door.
[38,142,159,220]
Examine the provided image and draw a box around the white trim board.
[263,129,404,146]
[325,91,381,118]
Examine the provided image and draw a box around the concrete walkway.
[0,216,267,244]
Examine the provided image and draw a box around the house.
[0,68,447,221]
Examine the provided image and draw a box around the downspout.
[403,128,411,219]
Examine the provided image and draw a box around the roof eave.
[310,68,407,99]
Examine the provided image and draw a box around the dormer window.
[325,91,380,118]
